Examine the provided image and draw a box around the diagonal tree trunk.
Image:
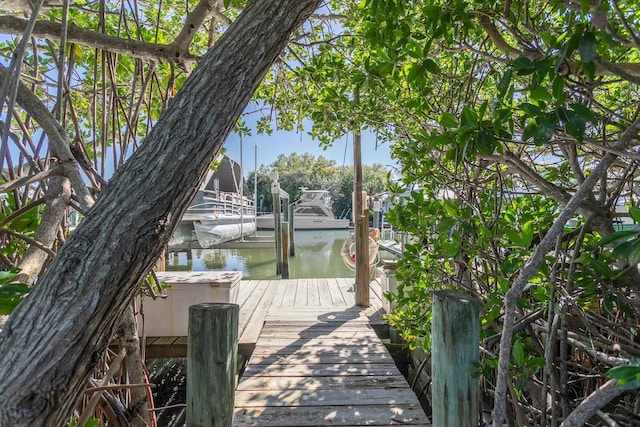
[0,0,320,425]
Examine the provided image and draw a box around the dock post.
[431,290,480,427]
[289,204,295,257]
[355,215,370,306]
[274,197,282,275]
[187,303,238,427]
[281,222,290,279]
[270,172,283,275]
[353,86,370,307]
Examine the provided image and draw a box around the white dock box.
[139,271,242,337]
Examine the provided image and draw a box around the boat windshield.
[296,205,333,217]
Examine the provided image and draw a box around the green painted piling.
[431,290,480,427]
[281,221,290,279]
[187,303,238,427]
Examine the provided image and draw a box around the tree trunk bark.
[13,176,71,285]
[118,303,152,427]
[0,1,320,425]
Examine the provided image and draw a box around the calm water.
[167,229,368,279]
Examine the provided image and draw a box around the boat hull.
[256,215,349,230]
[193,219,256,248]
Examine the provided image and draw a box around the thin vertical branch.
[54,0,70,123]
[540,233,563,427]
[0,0,46,174]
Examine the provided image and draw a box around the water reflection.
[167,230,362,279]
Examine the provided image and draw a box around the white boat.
[193,217,256,248]
[256,189,350,230]
[170,156,256,248]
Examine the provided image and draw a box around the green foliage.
[284,3,640,376]
[510,335,546,386]
[0,269,29,315]
[66,417,101,427]
[384,185,562,349]
[606,362,640,389]
[0,193,42,262]
[599,209,640,264]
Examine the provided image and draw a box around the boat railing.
[376,215,399,242]
[188,190,255,217]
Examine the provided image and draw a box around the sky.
[222,127,396,176]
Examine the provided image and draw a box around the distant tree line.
[246,152,389,218]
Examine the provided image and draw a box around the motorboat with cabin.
[256,188,350,230]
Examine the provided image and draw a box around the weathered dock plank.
[257,328,379,339]
[246,351,396,366]
[235,388,421,407]
[336,278,357,306]
[294,278,309,305]
[236,375,408,391]
[234,403,426,426]
[282,279,298,306]
[326,278,347,305]
[317,278,334,306]
[307,278,321,306]
[270,278,289,306]
[242,362,401,377]
[369,278,384,302]
[238,280,280,352]
[238,280,272,337]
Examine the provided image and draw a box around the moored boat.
[256,188,349,230]
[169,155,256,248]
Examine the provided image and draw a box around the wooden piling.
[187,303,239,427]
[355,215,370,306]
[281,222,290,279]
[289,204,295,256]
[431,290,479,427]
[274,197,282,275]
[353,86,369,307]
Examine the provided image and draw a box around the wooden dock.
[233,278,430,426]
[236,277,385,355]
[145,277,430,425]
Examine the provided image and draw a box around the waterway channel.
[166,229,385,279]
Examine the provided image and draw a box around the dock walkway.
[233,278,430,426]
[145,277,430,425]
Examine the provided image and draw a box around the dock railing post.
[431,290,480,427]
[187,303,239,427]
